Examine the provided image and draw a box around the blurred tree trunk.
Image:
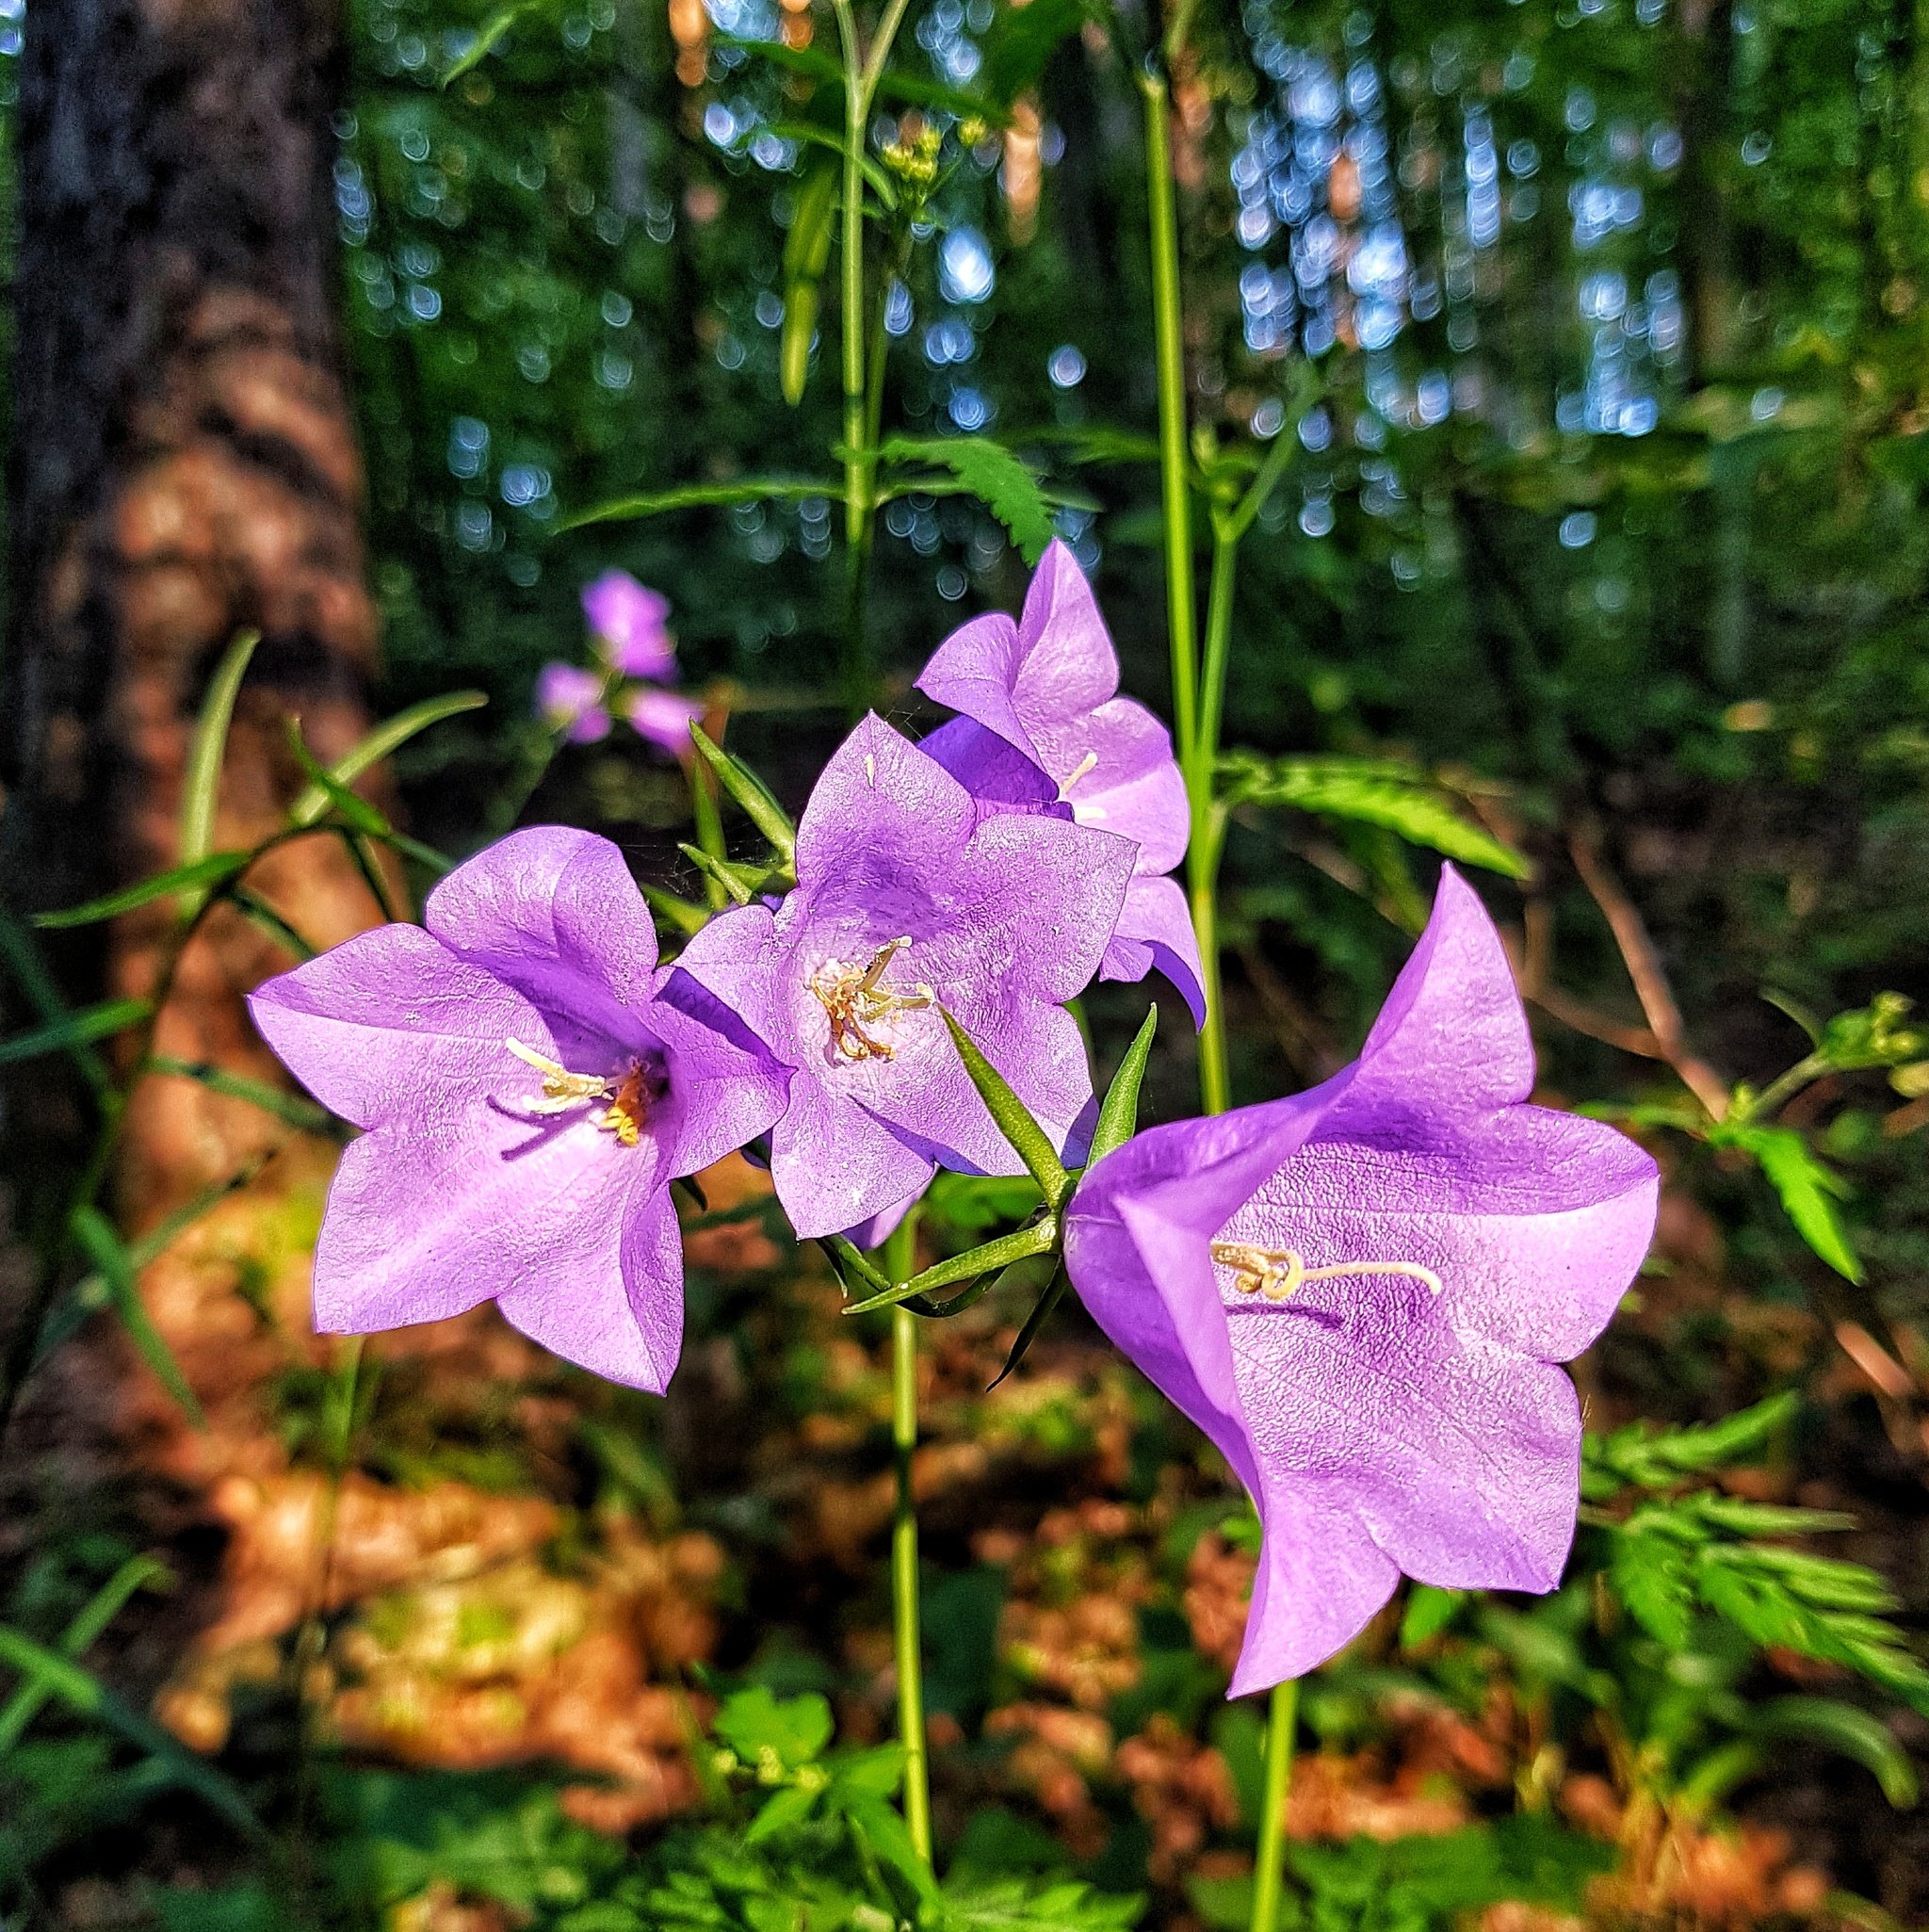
[3,0,383,1223]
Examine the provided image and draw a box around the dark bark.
[4,0,384,1208]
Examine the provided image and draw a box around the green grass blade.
[33,852,251,929]
[287,690,487,828]
[180,630,262,874]
[0,997,153,1065]
[71,1207,207,1430]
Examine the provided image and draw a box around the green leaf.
[0,996,153,1064]
[148,1055,335,1135]
[1753,1697,1920,1807]
[1709,1120,1862,1281]
[71,1207,207,1430]
[878,436,1058,565]
[1399,1583,1463,1651]
[1586,1391,1799,1489]
[745,1782,821,1843]
[780,166,838,407]
[689,726,797,863]
[439,0,545,84]
[0,906,113,1098]
[820,1233,890,1295]
[676,842,787,908]
[288,690,487,828]
[560,479,840,530]
[1088,1006,1158,1166]
[0,1554,170,1754]
[713,1685,835,1770]
[33,852,251,928]
[0,1621,263,1837]
[1609,1532,1695,1648]
[181,630,262,879]
[840,1219,1057,1317]
[284,722,388,836]
[229,885,319,962]
[1217,752,1530,878]
[939,1008,1070,1205]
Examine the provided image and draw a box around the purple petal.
[1036,699,1189,875]
[1099,874,1206,1029]
[310,1078,658,1346]
[424,826,659,1046]
[793,712,979,885]
[840,1186,923,1253]
[769,1069,937,1240]
[650,965,791,1177]
[583,570,676,681]
[248,922,542,1133]
[536,662,611,743]
[626,686,704,755]
[669,901,783,1050]
[919,717,1064,818]
[495,1179,685,1390]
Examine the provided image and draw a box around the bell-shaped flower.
[1063,868,1659,1692]
[626,685,705,756]
[916,540,1205,1026]
[673,714,1135,1239]
[535,662,611,744]
[583,569,676,682]
[249,828,786,1391]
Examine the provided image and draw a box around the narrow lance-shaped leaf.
[287,689,487,828]
[689,723,798,864]
[677,842,758,907]
[987,1265,1069,1388]
[180,629,262,880]
[939,1007,1070,1205]
[0,1623,263,1837]
[780,165,837,407]
[33,852,251,930]
[1752,1697,1920,1810]
[149,1055,336,1135]
[0,997,154,1066]
[284,719,389,836]
[641,882,710,937]
[0,906,112,1098]
[1088,1005,1158,1166]
[560,478,843,531]
[0,1554,171,1754]
[71,1207,208,1431]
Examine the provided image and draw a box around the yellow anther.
[505,1039,649,1145]
[1209,1241,1443,1302]
[809,937,933,1063]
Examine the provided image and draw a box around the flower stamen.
[1209,1241,1444,1302]
[1058,749,1099,801]
[505,1038,650,1145]
[809,937,933,1063]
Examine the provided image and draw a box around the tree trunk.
[5,0,384,1219]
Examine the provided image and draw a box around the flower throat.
[808,937,933,1062]
[506,1038,653,1145]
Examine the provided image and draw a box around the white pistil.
[1209,1241,1444,1302]
[809,937,934,1063]
[504,1039,649,1145]
[1058,750,1099,801]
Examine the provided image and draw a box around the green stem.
[1250,1678,1298,1932]
[883,1219,932,1862]
[688,755,728,911]
[1141,69,1199,765]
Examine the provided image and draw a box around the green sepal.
[840,1217,1057,1317]
[939,1007,1070,1206]
[677,842,787,907]
[1088,1004,1158,1166]
[689,724,798,864]
[987,1264,1070,1388]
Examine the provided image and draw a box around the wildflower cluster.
[536,570,705,752]
[251,544,1657,1688]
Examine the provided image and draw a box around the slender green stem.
[1739,1050,1827,1125]
[687,755,728,910]
[885,1209,932,1860]
[1251,1678,1298,1932]
[1141,69,1199,766]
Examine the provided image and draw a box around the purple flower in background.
[583,569,676,681]
[1064,868,1659,1692]
[674,713,1136,1239]
[536,662,611,744]
[249,828,786,1391]
[916,541,1205,1026]
[626,685,705,756]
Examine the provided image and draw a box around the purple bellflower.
[916,541,1205,1027]
[536,662,611,745]
[583,569,676,681]
[249,828,786,1391]
[673,713,1136,1240]
[1063,867,1659,1693]
[625,684,705,757]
